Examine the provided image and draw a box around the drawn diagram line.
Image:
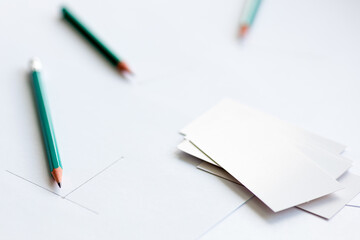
[63,157,122,198]
[5,156,123,215]
[6,170,61,197]
[346,204,360,209]
[195,196,254,240]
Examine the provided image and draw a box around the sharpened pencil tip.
[58,182,62,188]
[117,61,133,75]
[238,25,249,38]
[30,58,42,71]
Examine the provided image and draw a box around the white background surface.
[1,0,360,239]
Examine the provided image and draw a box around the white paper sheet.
[180,124,354,218]
[201,198,360,240]
[179,139,351,179]
[64,159,254,239]
[181,99,346,154]
[1,0,360,239]
[184,99,343,212]
[297,173,360,219]
[197,161,360,219]
[178,139,213,163]
[0,170,100,239]
[197,161,241,184]
[348,184,360,207]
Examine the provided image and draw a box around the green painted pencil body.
[247,0,262,26]
[240,0,262,26]
[30,59,63,187]
[62,7,132,74]
[239,0,262,37]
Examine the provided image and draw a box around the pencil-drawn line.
[346,204,360,209]
[195,196,254,240]
[6,170,61,197]
[63,157,123,198]
[64,198,99,215]
[6,170,99,215]
[5,156,123,215]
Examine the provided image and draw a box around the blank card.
[196,161,360,219]
[178,139,351,179]
[183,99,343,212]
[297,172,360,219]
[181,99,346,154]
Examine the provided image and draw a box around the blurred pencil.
[61,7,132,75]
[238,0,262,38]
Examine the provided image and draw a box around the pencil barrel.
[240,0,262,26]
[31,71,62,171]
[248,0,262,25]
[62,7,121,66]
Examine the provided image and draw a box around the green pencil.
[239,0,262,38]
[61,7,132,75]
[30,58,63,188]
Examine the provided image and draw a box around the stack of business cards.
[178,99,360,219]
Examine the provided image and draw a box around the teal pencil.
[61,7,132,75]
[239,0,262,38]
[30,58,63,188]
